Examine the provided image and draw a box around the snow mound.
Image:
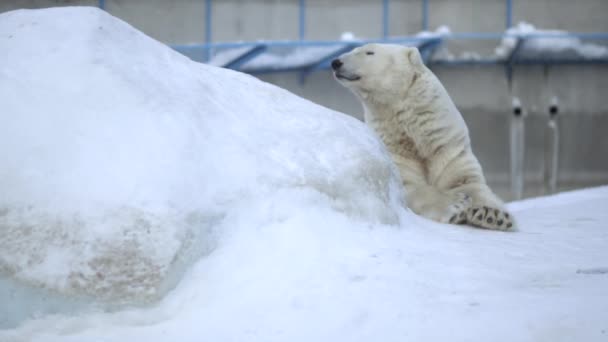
[496,22,608,59]
[0,6,405,327]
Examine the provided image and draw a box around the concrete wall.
[2,0,608,199]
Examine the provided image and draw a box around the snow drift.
[0,6,405,327]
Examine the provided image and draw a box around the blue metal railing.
[204,0,212,61]
[174,32,608,72]
[94,0,451,42]
[97,1,608,75]
[96,1,606,43]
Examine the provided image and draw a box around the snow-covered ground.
[4,185,608,342]
[1,7,607,342]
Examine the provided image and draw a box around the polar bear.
[332,43,514,230]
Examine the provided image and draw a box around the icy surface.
[2,7,608,342]
[0,6,403,327]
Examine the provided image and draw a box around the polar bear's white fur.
[333,43,513,230]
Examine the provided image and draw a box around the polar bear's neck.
[361,70,463,129]
[357,68,469,166]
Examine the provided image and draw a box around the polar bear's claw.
[466,206,514,231]
[449,210,468,224]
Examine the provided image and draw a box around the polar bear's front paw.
[466,206,514,231]
[447,192,472,225]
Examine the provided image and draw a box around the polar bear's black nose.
[331,59,343,71]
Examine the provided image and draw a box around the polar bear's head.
[332,43,424,100]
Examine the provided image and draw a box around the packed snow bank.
[0,6,405,328]
[496,22,608,59]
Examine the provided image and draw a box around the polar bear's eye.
[366,51,374,55]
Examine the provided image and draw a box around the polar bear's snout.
[331,59,343,70]
[332,57,361,82]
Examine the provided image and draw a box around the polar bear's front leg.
[406,185,472,224]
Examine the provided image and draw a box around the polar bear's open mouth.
[335,72,361,82]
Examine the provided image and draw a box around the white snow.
[2,7,608,342]
[495,22,608,59]
[415,25,458,62]
[415,25,452,39]
[340,31,356,41]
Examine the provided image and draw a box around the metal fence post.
[205,0,213,62]
[422,0,429,31]
[506,0,513,28]
[383,0,389,38]
[299,0,306,40]
[510,97,525,200]
[544,97,559,194]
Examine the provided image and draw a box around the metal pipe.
[510,97,525,200]
[98,0,105,10]
[506,0,513,28]
[382,0,389,38]
[205,0,213,62]
[299,0,306,41]
[422,0,429,31]
[544,97,559,194]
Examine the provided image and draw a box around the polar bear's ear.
[405,47,424,68]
